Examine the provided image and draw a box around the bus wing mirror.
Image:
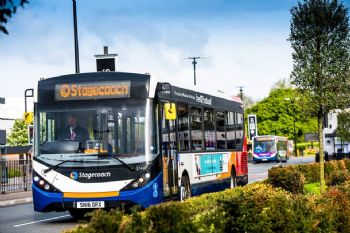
[164,103,177,120]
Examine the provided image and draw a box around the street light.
[24,88,34,113]
[285,97,300,156]
[237,86,244,101]
[183,56,207,85]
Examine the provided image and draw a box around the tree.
[289,0,350,192]
[0,0,29,34]
[246,85,317,142]
[336,111,350,150]
[7,118,28,146]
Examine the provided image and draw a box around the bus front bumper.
[32,173,163,212]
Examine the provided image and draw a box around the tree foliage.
[246,85,317,142]
[290,0,350,113]
[7,118,28,146]
[289,0,350,192]
[337,111,350,144]
[0,0,29,34]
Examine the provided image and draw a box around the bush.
[66,160,350,233]
[69,208,125,233]
[314,187,350,232]
[268,166,305,194]
[344,159,350,171]
[295,163,319,183]
[65,182,350,233]
[327,170,350,186]
[8,169,21,178]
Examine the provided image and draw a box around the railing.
[0,159,32,194]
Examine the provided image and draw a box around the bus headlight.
[33,176,40,182]
[33,171,60,193]
[121,161,160,191]
[144,172,151,180]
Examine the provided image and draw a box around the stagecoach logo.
[153,183,158,198]
[69,171,112,180]
[196,94,212,106]
[55,81,130,101]
[70,171,78,181]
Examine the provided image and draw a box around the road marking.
[13,215,71,227]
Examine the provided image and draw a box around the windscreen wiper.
[43,160,97,174]
[111,154,135,171]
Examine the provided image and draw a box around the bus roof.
[156,83,243,112]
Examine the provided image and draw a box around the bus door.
[161,103,178,197]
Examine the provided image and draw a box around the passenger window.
[204,108,215,150]
[177,103,190,151]
[216,111,226,149]
[235,113,244,150]
[226,111,236,149]
[190,107,203,151]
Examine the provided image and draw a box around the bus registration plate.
[77,201,105,209]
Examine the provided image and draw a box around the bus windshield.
[253,139,276,154]
[35,99,158,167]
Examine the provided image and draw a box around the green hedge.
[268,166,305,194]
[65,181,350,233]
[65,160,350,233]
[8,169,21,178]
[267,159,350,193]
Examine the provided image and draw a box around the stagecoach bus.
[252,135,289,163]
[32,72,248,218]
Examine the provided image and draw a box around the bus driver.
[60,114,89,145]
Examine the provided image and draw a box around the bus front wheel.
[180,175,191,201]
[276,155,281,163]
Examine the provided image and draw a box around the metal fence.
[0,159,32,194]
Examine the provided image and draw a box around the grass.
[304,182,321,195]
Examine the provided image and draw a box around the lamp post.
[0,98,5,193]
[183,57,207,85]
[72,0,80,74]
[24,88,34,113]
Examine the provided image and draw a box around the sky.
[1,0,350,130]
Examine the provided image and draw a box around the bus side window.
[204,108,215,151]
[177,103,190,152]
[226,111,236,149]
[216,111,226,149]
[190,107,203,151]
[235,113,244,150]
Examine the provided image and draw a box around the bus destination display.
[55,81,130,100]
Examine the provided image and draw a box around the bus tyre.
[276,155,281,163]
[230,169,236,188]
[69,209,89,219]
[180,175,191,201]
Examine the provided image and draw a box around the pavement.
[0,190,32,207]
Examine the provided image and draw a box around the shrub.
[295,163,319,183]
[313,187,350,232]
[8,169,21,178]
[69,208,125,233]
[344,159,350,171]
[141,202,196,233]
[65,160,350,233]
[327,170,350,186]
[268,166,305,194]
